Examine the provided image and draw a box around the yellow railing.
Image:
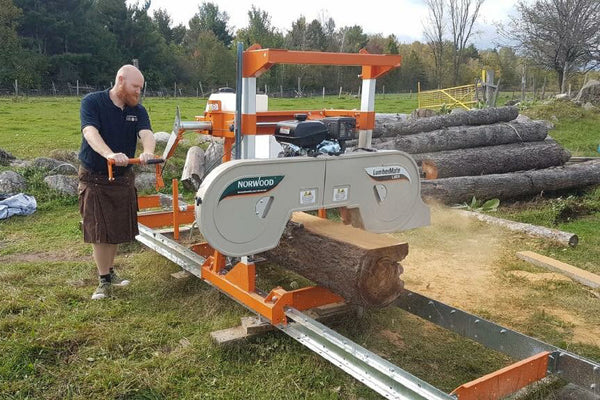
[417,81,484,110]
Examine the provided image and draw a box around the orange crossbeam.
[451,351,550,400]
[137,206,195,228]
[243,48,401,78]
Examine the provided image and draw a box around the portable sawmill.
[115,45,600,400]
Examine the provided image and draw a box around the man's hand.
[139,152,155,165]
[106,152,129,166]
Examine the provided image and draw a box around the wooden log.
[458,211,578,247]
[379,106,519,137]
[413,140,570,179]
[421,160,600,204]
[261,212,408,308]
[372,120,548,154]
[181,146,205,191]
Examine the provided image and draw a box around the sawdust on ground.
[393,206,600,348]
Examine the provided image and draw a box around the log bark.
[372,120,548,154]
[379,106,519,137]
[181,146,205,191]
[458,211,578,247]
[421,160,600,204]
[262,212,408,308]
[413,140,570,179]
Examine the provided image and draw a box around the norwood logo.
[365,166,411,182]
[219,175,284,200]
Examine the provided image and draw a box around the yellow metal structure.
[417,81,484,110]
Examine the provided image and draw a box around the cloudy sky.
[128,0,523,49]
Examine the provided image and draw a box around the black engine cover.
[274,118,329,149]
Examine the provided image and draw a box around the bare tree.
[502,0,600,93]
[448,0,484,85]
[424,0,445,88]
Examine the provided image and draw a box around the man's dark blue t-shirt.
[79,89,152,175]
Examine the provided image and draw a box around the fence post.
[521,65,526,101]
[14,79,18,96]
[265,84,268,95]
[382,85,385,99]
[77,80,80,97]
[322,87,325,100]
[338,86,342,99]
[541,77,546,100]
[174,82,177,98]
[485,69,494,107]
[280,85,283,97]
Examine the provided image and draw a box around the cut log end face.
[358,257,404,307]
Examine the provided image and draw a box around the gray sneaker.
[91,282,112,300]
[110,271,130,287]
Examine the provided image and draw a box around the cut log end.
[421,160,438,180]
[358,257,404,307]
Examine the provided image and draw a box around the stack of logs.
[368,106,600,204]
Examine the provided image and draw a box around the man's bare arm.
[138,129,156,164]
[82,125,128,166]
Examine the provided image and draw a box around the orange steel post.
[172,179,179,240]
[451,352,550,400]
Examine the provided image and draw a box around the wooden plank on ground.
[516,251,600,289]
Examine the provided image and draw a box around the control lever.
[107,157,164,181]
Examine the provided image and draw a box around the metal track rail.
[395,289,600,396]
[282,307,454,399]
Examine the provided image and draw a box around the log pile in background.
[368,106,600,203]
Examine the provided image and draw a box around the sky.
[128,0,523,49]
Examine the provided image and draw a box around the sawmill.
[107,45,600,399]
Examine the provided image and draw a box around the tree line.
[0,0,598,96]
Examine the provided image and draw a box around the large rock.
[154,131,172,144]
[574,80,600,105]
[32,157,64,171]
[0,170,26,194]
[0,148,16,166]
[50,163,78,175]
[44,175,78,195]
[135,172,156,191]
[48,149,79,164]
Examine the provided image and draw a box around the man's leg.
[93,243,118,276]
[91,243,118,300]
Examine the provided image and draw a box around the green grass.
[1,95,599,399]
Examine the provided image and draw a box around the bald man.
[78,64,156,300]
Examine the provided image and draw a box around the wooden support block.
[517,251,600,289]
[211,303,354,346]
[170,270,191,280]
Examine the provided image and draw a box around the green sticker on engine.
[219,175,284,201]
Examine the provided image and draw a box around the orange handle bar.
[107,157,164,181]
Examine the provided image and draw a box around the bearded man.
[78,64,156,300]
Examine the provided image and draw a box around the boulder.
[48,149,79,164]
[32,157,64,171]
[574,80,600,105]
[0,170,26,194]
[50,163,78,175]
[154,131,172,144]
[0,148,16,166]
[44,175,78,196]
[135,172,156,191]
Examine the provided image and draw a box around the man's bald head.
[113,64,144,107]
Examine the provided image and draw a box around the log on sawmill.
[181,146,205,191]
[420,160,600,204]
[413,140,571,179]
[372,113,408,138]
[372,120,549,154]
[262,212,408,308]
[378,106,519,137]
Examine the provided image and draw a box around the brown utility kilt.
[78,166,138,244]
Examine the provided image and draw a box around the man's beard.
[117,87,139,107]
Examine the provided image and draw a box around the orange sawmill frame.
[138,46,402,325]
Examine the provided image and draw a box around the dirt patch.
[379,329,406,349]
[0,251,89,264]
[395,206,600,348]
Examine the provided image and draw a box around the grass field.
[1,94,599,399]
